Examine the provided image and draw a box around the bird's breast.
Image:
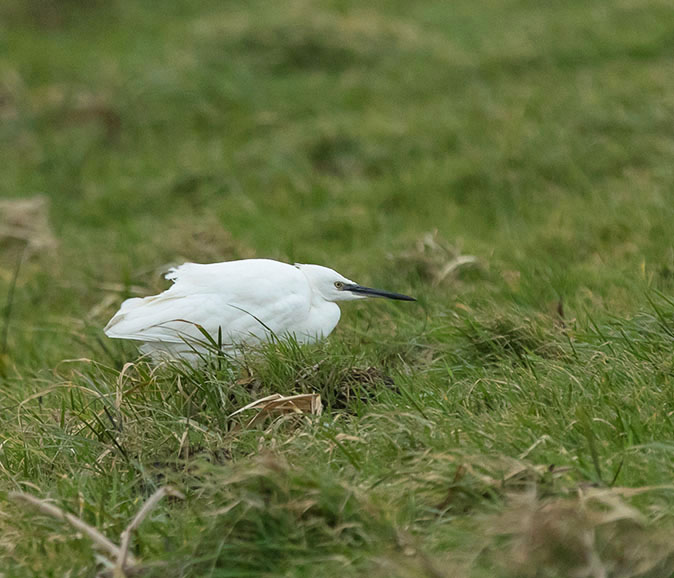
[293,300,341,343]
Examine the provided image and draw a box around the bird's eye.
[334,281,344,289]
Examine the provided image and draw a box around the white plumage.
[104,259,414,362]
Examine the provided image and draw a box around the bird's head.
[295,264,416,303]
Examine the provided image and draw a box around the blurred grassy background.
[1,0,674,576]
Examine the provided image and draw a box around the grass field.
[2,0,674,576]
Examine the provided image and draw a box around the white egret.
[104,259,415,362]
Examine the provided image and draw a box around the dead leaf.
[229,393,322,428]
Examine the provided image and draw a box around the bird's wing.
[104,260,312,345]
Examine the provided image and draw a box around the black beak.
[344,283,416,301]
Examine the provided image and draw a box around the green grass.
[2,0,674,576]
